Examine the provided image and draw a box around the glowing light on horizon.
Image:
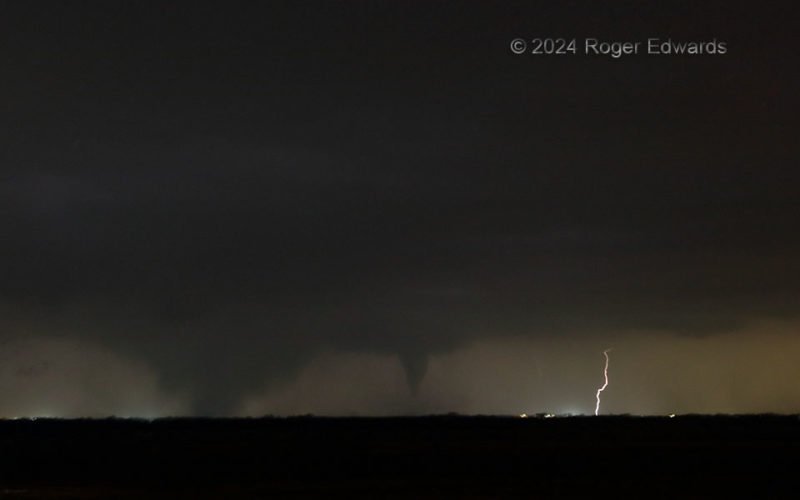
[594,348,612,416]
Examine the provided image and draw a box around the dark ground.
[1,415,799,498]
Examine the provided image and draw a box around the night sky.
[2,1,798,417]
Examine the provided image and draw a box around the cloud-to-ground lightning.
[594,349,612,416]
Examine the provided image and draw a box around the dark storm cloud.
[1,1,798,414]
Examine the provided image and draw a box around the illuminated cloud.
[0,2,797,416]
[0,337,188,418]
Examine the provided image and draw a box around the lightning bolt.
[594,348,612,416]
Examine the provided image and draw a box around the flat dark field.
[1,415,799,498]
